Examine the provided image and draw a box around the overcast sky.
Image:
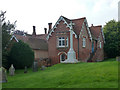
[0,0,119,34]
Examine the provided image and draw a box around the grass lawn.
[2,58,118,88]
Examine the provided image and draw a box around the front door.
[60,54,66,62]
[92,42,94,53]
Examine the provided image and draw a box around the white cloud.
[0,0,119,34]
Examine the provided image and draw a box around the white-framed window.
[82,38,86,47]
[100,41,102,48]
[58,37,68,47]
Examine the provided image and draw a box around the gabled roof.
[62,16,71,24]
[35,34,48,42]
[11,34,48,50]
[57,16,86,35]
[26,37,48,50]
[89,25,102,39]
[72,17,85,35]
[47,16,92,40]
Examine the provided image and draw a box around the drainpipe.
[77,36,80,61]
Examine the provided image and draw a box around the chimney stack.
[48,22,52,29]
[32,26,36,36]
[44,28,47,34]
[48,23,52,33]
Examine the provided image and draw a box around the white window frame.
[82,38,86,47]
[58,37,68,47]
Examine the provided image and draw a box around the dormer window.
[58,37,68,47]
[82,38,86,47]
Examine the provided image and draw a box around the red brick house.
[46,16,105,65]
[9,15,105,66]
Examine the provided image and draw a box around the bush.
[2,49,9,69]
[103,20,120,58]
[9,40,34,69]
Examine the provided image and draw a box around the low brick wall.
[35,58,52,67]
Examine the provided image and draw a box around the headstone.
[2,67,7,83]
[40,65,46,70]
[24,66,27,73]
[9,64,15,76]
[116,56,120,61]
[33,61,38,72]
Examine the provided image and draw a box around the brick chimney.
[48,23,52,33]
[44,28,47,34]
[32,26,36,36]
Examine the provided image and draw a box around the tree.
[117,21,120,56]
[103,20,120,58]
[9,40,34,69]
[1,11,16,68]
[13,30,27,35]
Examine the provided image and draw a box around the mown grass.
[2,58,118,88]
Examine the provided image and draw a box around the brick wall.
[33,50,48,60]
[78,23,92,62]
[92,32,104,61]
[48,21,70,65]
[48,20,104,64]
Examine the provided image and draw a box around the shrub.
[103,20,120,58]
[9,40,34,69]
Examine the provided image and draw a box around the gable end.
[46,16,78,40]
[10,35,19,42]
[79,19,92,41]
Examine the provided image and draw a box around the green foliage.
[103,20,120,58]
[2,59,118,88]
[2,49,9,68]
[2,22,12,49]
[9,40,34,69]
[2,22,12,69]
[1,11,17,69]
[1,11,14,68]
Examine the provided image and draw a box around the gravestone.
[116,56,120,61]
[9,64,15,76]
[2,67,7,83]
[33,61,38,72]
[40,65,46,70]
[24,66,27,73]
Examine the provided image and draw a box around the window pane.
[83,38,86,47]
[59,41,61,46]
[58,37,66,47]
[62,40,65,45]
[59,37,61,39]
